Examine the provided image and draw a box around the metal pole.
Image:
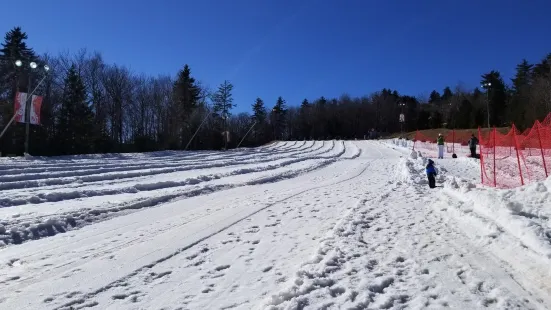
[24,73,32,154]
[237,121,256,148]
[184,112,211,150]
[0,73,48,141]
[486,89,490,129]
[223,114,228,150]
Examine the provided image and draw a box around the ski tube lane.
[261,163,539,309]
[0,142,382,310]
[0,141,347,247]
[0,141,317,186]
[0,141,324,202]
[0,141,326,204]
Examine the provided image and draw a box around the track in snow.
[0,140,352,246]
[1,141,550,310]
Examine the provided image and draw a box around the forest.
[1,26,551,156]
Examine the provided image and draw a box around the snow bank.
[400,155,551,260]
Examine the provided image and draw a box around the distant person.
[426,159,438,188]
[468,134,479,158]
[437,133,445,159]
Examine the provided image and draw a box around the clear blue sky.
[2,0,551,113]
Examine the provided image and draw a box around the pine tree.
[251,97,267,143]
[441,87,453,101]
[251,97,266,124]
[0,27,37,155]
[511,59,533,94]
[172,64,201,146]
[271,96,287,140]
[212,80,234,117]
[509,59,533,127]
[57,65,95,154]
[299,99,312,138]
[212,80,234,148]
[481,70,508,127]
[429,90,441,104]
[0,26,37,93]
[173,64,200,118]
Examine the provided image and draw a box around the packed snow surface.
[1,140,551,310]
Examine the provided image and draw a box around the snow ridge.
[0,141,359,247]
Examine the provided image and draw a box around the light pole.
[222,112,229,150]
[0,60,49,154]
[481,82,492,128]
[17,60,49,155]
[272,108,278,140]
[398,102,406,135]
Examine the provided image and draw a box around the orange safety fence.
[412,130,478,158]
[480,120,551,188]
[412,112,551,188]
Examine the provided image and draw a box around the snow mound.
[401,155,551,260]
[452,177,551,258]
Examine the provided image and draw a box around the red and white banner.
[30,95,42,125]
[14,92,27,123]
[13,92,42,125]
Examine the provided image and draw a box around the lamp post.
[0,60,49,154]
[481,82,492,128]
[398,102,406,135]
[272,108,278,140]
[222,112,229,150]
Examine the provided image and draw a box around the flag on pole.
[30,95,43,125]
[14,92,27,123]
[12,92,42,125]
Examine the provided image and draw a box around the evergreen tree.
[441,87,453,101]
[57,65,95,154]
[0,27,37,155]
[511,59,533,93]
[299,99,312,138]
[172,64,201,146]
[429,90,441,104]
[0,26,37,95]
[173,64,200,118]
[212,80,234,148]
[481,70,508,127]
[509,59,533,127]
[271,96,287,140]
[212,80,234,117]
[251,97,266,124]
[251,97,267,143]
[532,53,551,78]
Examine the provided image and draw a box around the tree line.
[1,26,550,156]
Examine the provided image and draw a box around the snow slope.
[1,140,550,310]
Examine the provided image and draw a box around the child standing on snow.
[426,159,438,188]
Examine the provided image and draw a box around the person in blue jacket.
[426,159,438,188]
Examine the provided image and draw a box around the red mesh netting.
[479,113,551,188]
[411,112,551,188]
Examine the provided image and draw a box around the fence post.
[452,129,455,154]
[478,127,484,185]
[493,127,497,187]
[512,125,524,186]
[536,121,548,178]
